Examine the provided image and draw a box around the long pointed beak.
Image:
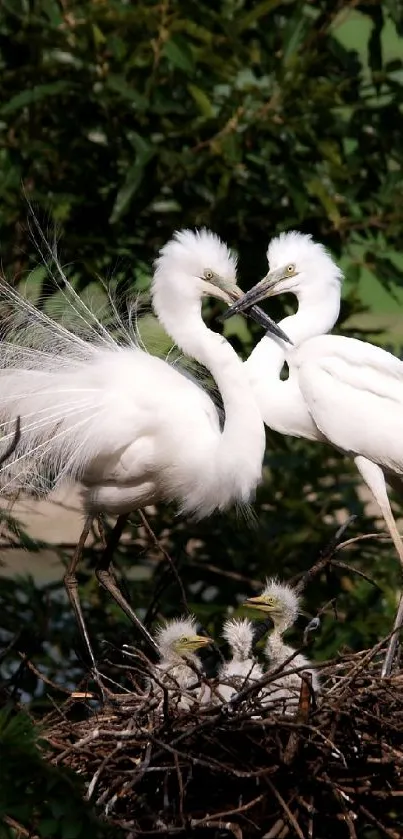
[224,283,292,345]
[246,306,292,343]
[223,266,292,324]
[244,595,271,613]
[192,635,213,648]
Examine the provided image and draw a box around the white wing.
[294,334,403,475]
[0,276,220,499]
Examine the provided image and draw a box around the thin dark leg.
[381,590,403,677]
[63,514,97,671]
[97,514,107,548]
[95,513,159,656]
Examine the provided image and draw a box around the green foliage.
[0,706,119,838]
[0,0,402,311]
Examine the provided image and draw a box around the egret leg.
[354,456,403,676]
[97,514,107,548]
[63,514,97,671]
[95,513,159,656]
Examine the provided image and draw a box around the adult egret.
[0,228,285,665]
[246,579,319,712]
[218,617,263,702]
[224,231,403,676]
[152,616,212,710]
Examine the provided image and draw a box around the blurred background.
[0,2,403,830]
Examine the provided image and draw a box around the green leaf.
[0,82,71,115]
[41,0,64,26]
[92,23,106,47]
[104,74,147,109]
[187,84,213,117]
[236,0,283,32]
[163,37,195,73]
[110,144,155,224]
[306,178,341,227]
[128,131,152,155]
[282,14,309,64]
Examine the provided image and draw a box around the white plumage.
[0,226,275,661]
[263,635,319,714]
[0,228,267,519]
[224,231,403,676]
[152,616,212,710]
[245,578,320,714]
[218,617,263,702]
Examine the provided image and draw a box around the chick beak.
[192,635,213,649]
[244,595,272,613]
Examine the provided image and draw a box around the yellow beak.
[244,595,272,613]
[190,634,213,649]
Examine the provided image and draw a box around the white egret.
[218,617,263,702]
[224,231,403,676]
[245,579,319,713]
[0,228,286,664]
[152,616,212,710]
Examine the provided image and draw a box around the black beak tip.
[220,306,239,323]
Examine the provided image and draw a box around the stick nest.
[43,645,403,839]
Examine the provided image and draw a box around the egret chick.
[153,617,212,710]
[246,579,319,713]
[218,617,263,702]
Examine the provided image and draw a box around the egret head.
[154,229,238,302]
[155,616,212,661]
[222,617,255,661]
[222,231,343,320]
[244,578,300,633]
[153,229,291,342]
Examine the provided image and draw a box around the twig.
[190,559,262,588]
[17,653,72,695]
[138,509,189,614]
[190,819,243,838]
[191,793,265,826]
[293,516,357,594]
[282,675,312,766]
[265,779,305,839]
[336,532,389,551]
[3,815,40,839]
[358,805,400,839]
[263,820,289,838]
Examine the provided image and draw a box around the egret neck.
[244,283,341,441]
[152,281,265,511]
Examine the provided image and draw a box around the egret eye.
[205,270,214,280]
[287,264,295,273]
